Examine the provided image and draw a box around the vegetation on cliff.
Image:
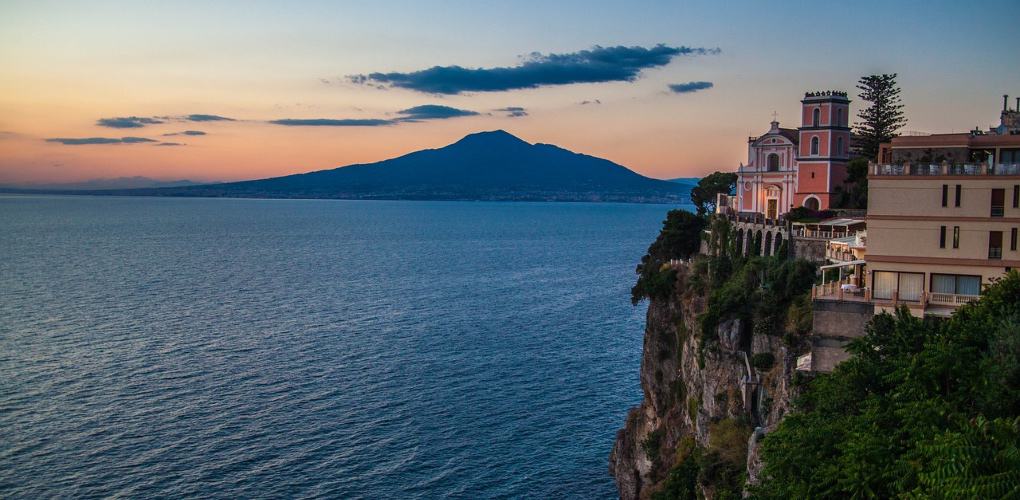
[754,271,1020,498]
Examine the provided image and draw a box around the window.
[989,231,1003,259]
[810,136,819,155]
[942,184,948,207]
[873,271,924,302]
[931,274,981,296]
[1012,228,1018,251]
[939,226,946,248]
[955,184,962,207]
[812,107,820,126]
[873,271,897,300]
[836,137,844,155]
[835,108,843,126]
[992,188,1005,217]
[1014,185,1019,208]
[953,226,960,249]
[767,153,780,171]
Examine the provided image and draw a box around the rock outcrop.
[609,263,800,499]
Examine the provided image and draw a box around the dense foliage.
[690,172,737,216]
[754,271,1020,498]
[854,73,907,160]
[631,209,706,304]
[832,157,869,209]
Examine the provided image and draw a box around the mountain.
[103,130,689,203]
[667,177,700,187]
[1,177,201,191]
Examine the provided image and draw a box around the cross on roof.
[771,110,778,121]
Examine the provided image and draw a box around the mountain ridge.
[5,130,693,204]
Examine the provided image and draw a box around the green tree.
[691,172,737,216]
[854,73,907,160]
[631,209,706,304]
[833,157,870,208]
[753,271,1020,499]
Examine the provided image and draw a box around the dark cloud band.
[668,81,714,93]
[495,107,528,118]
[351,44,719,94]
[46,136,157,145]
[269,104,478,126]
[96,116,164,128]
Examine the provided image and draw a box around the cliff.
[610,221,814,499]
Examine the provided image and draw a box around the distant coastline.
[2,131,697,205]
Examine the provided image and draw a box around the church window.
[836,137,844,155]
[812,108,820,126]
[767,153,780,171]
[810,136,819,155]
[835,108,843,126]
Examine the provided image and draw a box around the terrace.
[870,162,1020,177]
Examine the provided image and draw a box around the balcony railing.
[871,162,1020,177]
[928,292,980,306]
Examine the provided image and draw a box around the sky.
[1,0,1019,185]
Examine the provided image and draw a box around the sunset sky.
[2,0,1019,185]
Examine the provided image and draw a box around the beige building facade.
[866,163,1020,316]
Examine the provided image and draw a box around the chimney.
[1005,94,1010,112]
[1015,96,1019,112]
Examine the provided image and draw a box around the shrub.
[751,352,776,372]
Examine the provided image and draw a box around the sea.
[0,195,687,499]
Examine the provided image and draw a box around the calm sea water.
[0,195,682,499]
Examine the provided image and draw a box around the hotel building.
[865,97,1020,316]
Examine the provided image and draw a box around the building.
[733,91,852,218]
[865,97,1020,317]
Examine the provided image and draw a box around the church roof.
[750,127,799,145]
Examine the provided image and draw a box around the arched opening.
[753,230,763,256]
[734,229,744,256]
[835,108,843,127]
[763,231,773,256]
[804,197,820,211]
[836,137,844,156]
[767,153,780,171]
[774,233,784,256]
[810,136,820,155]
[812,107,820,126]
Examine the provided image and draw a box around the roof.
[794,218,866,228]
[888,132,1020,149]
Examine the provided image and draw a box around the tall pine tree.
[853,74,907,160]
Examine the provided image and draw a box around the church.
[734,91,853,218]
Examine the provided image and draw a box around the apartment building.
[866,163,1020,315]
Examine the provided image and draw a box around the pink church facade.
[735,91,852,218]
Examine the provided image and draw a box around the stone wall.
[812,299,874,339]
[792,237,826,264]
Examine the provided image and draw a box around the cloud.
[269,118,394,127]
[185,114,235,122]
[396,104,479,121]
[269,104,479,126]
[668,81,714,94]
[96,116,164,128]
[350,44,719,94]
[163,130,206,136]
[46,136,157,145]
[155,142,184,146]
[495,106,528,118]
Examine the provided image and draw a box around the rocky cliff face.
[609,263,799,499]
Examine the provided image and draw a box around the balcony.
[871,162,1020,177]
[928,292,980,307]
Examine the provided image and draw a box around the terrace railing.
[871,162,1020,177]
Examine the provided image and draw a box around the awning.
[819,259,866,270]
